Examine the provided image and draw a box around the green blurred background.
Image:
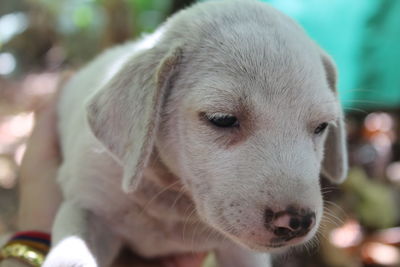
[0,1,399,267]
[1,0,400,109]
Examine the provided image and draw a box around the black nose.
[264,207,316,241]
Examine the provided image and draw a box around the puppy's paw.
[43,236,97,267]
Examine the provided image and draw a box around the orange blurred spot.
[329,219,363,248]
[361,242,400,265]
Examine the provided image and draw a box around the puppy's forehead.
[187,34,327,99]
[188,52,335,113]
[178,2,338,117]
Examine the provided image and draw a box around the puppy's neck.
[133,149,200,222]
[144,148,186,192]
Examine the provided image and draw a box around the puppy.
[44,0,348,266]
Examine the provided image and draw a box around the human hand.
[0,97,62,267]
[17,97,62,232]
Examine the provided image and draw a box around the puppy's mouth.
[230,233,317,253]
[204,199,321,252]
[266,243,285,248]
[212,215,318,252]
[233,238,292,253]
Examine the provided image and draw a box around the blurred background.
[0,0,399,266]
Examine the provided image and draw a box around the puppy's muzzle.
[264,206,316,242]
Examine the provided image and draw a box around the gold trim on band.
[0,243,45,267]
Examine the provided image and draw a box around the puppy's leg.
[216,244,272,267]
[43,201,122,267]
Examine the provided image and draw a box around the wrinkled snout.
[265,206,316,243]
[200,139,324,251]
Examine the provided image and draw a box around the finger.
[17,94,63,231]
[31,96,60,159]
[20,95,61,175]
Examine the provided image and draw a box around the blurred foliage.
[0,0,194,75]
[263,0,400,110]
[343,168,398,229]
[1,0,400,110]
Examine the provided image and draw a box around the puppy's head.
[86,0,347,252]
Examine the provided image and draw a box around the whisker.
[341,99,386,105]
[340,88,377,94]
[321,190,333,196]
[322,213,342,227]
[322,211,343,227]
[168,185,187,214]
[138,180,181,216]
[321,186,339,190]
[316,227,330,243]
[182,207,197,243]
[204,226,216,246]
[344,107,369,114]
[324,200,347,217]
[191,220,202,255]
[324,206,344,221]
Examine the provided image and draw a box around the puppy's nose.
[265,207,316,241]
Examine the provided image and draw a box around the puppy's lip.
[265,243,286,248]
[237,240,290,253]
[212,216,318,251]
[268,227,318,248]
[233,229,317,252]
[246,238,308,252]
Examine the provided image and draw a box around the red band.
[12,231,51,242]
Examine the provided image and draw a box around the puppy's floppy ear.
[320,52,348,183]
[86,46,182,192]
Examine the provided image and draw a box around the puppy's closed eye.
[313,122,329,135]
[202,112,239,128]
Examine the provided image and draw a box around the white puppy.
[44,0,348,266]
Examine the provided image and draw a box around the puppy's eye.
[206,114,239,128]
[314,122,329,135]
